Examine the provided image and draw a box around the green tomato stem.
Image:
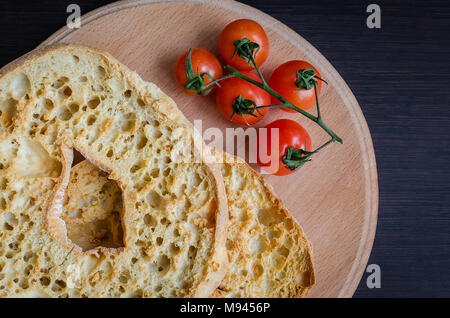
[224,64,343,145]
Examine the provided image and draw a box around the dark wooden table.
[1,0,448,297]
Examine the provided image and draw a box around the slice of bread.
[0,45,228,297]
[70,153,315,298]
[212,151,314,298]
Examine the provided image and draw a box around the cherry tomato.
[218,19,269,71]
[257,119,312,176]
[216,72,271,125]
[269,60,322,112]
[174,48,223,96]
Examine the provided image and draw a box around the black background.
[0,0,449,297]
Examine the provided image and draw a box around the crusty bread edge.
[0,44,229,297]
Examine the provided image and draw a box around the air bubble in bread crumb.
[144,214,157,227]
[0,98,18,127]
[253,263,264,277]
[87,115,97,126]
[69,103,79,113]
[91,84,103,92]
[40,276,50,286]
[51,77,68,89]
[62,86,72,97]
[3,212,18,230]
[137,99,145,107]
[10,73,31,99]
[136,134,148,149]
[87,97,100,109]
[96,66,106,78]
[57,107,72,121]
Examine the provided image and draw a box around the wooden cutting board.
[39,0,378,298]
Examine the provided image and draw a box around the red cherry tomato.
[218,19,269,71]
[257,119,312,176]
[269,60,322,112]
[174,48,223,96]
[216,72,271,125]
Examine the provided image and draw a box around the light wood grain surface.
[40,0,378,298]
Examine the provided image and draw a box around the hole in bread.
[61,156,125,252]
[188,246,197,260]
[252,263,264,277]
[162,168,171,177]
[118,271,130,284]
[0,98,18,127]
[87,115,97,126]
[51,77,69,89]
[296,271,312,286]
[0,178,7,191]
[169,243,180,255]
[150,168,159,178]
[42,98,54,111]
[276,246,290,257]
[71,149,86,167]
[88,97,100,109]
[62,86,72,98]
[123,90,132,98]
[121,113,136,132]
[137,98,145,107]
[160,218,168,226]
[96,66,106,78]
[144,214,157,227]
[91,84,104,92]
[69,103,79,113]
[257,208,283,227]
[11,73,31,99]
[249,236,267,254]
[0,197,6,210]
[146,190,165,209]
[55,280,66,289]
[136,134,148,150]
[156,255,170,274]
[40,276,51,286]
[152,129,162,139]
[277,271,286,279]
[130,160,144,174]
[56,107,72,121]
[154,285,162,292]
[270,253,286,269]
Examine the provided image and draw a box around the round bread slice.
[69,150,315,298]
[212,150,315,298]
[0,45,228,297]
